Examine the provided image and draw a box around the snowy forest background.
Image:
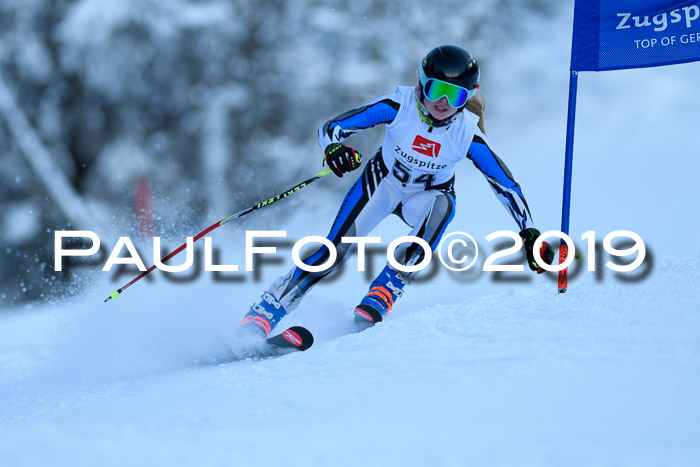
[1,0,557,306]
[4,3,700,464]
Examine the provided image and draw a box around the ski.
[353,304,383,332]
[202,326,314,366]
[263,325,314,354]
[238,325,314,360]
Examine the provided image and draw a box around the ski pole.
[104,167,334,302]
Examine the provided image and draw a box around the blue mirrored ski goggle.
[419,67,477,108]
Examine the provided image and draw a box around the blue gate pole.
[558,69,579,293]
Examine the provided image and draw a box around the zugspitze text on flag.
[572,0,700,71]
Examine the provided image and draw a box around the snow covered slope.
[3,2,700,466]
[1,255,699,466]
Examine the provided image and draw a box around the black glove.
[519,228,555,274]
[324,143,362,178]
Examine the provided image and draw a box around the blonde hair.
[465,91,486,134]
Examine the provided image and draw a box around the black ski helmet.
[419,45,480,105]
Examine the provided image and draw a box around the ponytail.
[465,91,486,134]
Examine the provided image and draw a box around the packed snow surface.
[1,255,699,466]
[3,2,700,466]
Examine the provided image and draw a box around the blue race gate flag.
[572,0,700,71]
[558,0,700,293]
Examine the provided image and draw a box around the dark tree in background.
[0,0,557,307]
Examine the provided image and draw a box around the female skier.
[241,44,554,338]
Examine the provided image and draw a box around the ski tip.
[354,304,383,324]
[280,326,314,351]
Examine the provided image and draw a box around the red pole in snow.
[133,177,155,241]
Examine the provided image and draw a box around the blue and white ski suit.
[261,85,534,314]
